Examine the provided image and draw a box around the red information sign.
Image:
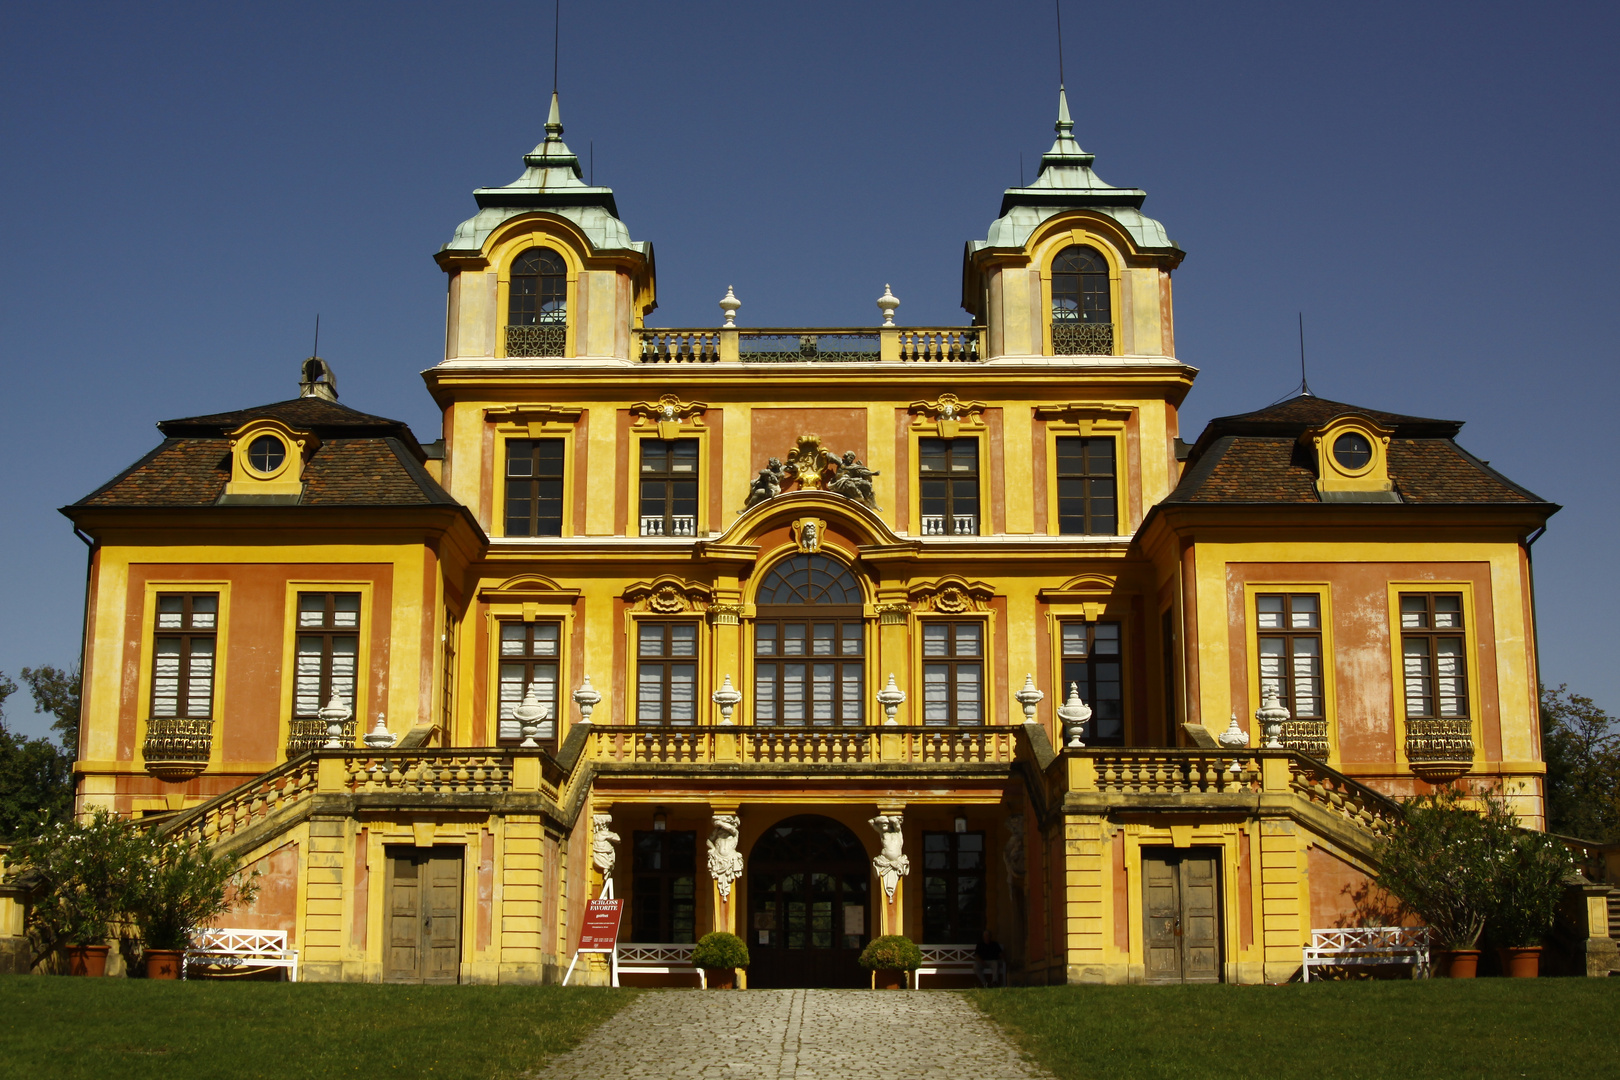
[577,899,625,951]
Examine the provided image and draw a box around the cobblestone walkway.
[531,989,1051,1079]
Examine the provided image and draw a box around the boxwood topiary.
[858,934,922,971]
[692,931,750,969]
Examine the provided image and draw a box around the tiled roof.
[1165,434,1550,507]
[73,436,456,509]
[157,398,424,451]
[1209,395,1457,433]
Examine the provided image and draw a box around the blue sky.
[1,1,1615,738]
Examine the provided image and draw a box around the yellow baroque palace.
[55,90,1558,986]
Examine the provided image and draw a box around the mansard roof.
[68,398,456,511]
[1165,394,1555,510]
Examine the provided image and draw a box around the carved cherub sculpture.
[868,813,910,900]
[706,814,745,898]
[828,451,880,509]
[742,458,784,511]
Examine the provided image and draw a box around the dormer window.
[1332,432,1372,470]
[1051,245,1113,356]
[247,434,287,474]
[506,247,567,358]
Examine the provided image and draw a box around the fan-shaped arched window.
[506,247,567,358]
[1050,245,1113,356]
[754,554,864,606]
[753,555,866,726]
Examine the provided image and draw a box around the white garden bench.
[183,928,298,981]
[613,942,709,988]
[1301,926,1430,982]
[912,944,1004,989]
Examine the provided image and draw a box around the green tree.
[20,664,80,751]
[0,672,74,841]
[1541,683,1620,843]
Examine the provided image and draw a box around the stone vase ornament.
[876,674,906,725]
[1254,690,1290,749]
[719,286,741,328]
[1055,683,1091,749]
[876,284,900,327]
[363,714,396,749]
[572,676,602,724]
[144,949,184,980]
[1217,714,1250,774]
[1014,674,1045,723]
[513,683,550,748]
[711,675,742,725]
[318,693,353,750]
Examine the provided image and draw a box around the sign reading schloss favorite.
[578,899,624,951]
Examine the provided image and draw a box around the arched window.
[753,555,866,726]
[1050,245,1113,356]
[506,247,567,358]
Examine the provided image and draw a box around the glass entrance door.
[746,815,870,987]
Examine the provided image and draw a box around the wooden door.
[1140,849,1222,984]
[385,846,463,984]
[746,816,870,988]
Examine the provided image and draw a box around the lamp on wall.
[954,814,968,834]
[653,809,667,832]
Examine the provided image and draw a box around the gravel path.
[531,989,1051,1080]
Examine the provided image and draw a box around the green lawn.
[0,978,631,1080]
[968,981,1620,1080]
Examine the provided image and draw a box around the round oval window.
[247,434,287,473]
[1332,432,1373,470]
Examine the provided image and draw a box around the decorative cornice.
[908,394,988,436]
[906,576,997,614]
[630,394,708,439]
[624,575,714,614]
[484,403,585,429]
[1033,401,1135,424]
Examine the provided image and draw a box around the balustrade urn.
[877,284,900,327]
[1014,674,1045,723]
[1217,713,1250,774]
[876,673,906,725]
[513,684,550,748]
[1055,683,1092,748]
[573,675,602,724]
[1255,691,1290,749]
[363,714,397,749]
[711,674,742,725]
[318,694,353,750]
[719,286,741,328]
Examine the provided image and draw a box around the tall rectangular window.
[639,440,699,537]
[918,438,979,536]
[922,831,986,943]
[637,623,698,724]
[1060,621,1123,745]
[294,593,360,718]
[504,439,565,537]
[1400,594,1468,720]
[631,830,697,943]
[921,622,983,725]
[498,621,560,742]
[753,621,864,726]
[1055,437,1117,535]
[151,593,217,719]
[1256,594,1323,720]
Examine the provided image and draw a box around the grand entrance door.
[746,816,871,988]
[384,846,463,984]
[1142,848,1222,983]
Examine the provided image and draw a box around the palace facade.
[57,89,1557,986]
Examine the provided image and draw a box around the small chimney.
[299,357,339,402]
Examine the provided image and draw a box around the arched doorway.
[746,815,871,988]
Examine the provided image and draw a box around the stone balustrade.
[634,327,984,364]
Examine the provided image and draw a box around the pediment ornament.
[624,576,713,614]
[630,394,708,440]
[908,394,987,438]
[906,577,996,613]
[740,433,880,512]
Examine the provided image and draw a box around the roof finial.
[545,90,563,142]
[1056,86,1073,139]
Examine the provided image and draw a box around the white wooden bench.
[613,943,708,988]
[1301,926,1430,982]
[912,944,1004,989]
[183,929,298,981]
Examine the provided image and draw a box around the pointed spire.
[1055,86,1073,139]
[545,90,563,141]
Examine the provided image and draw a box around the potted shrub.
[11,809,144,975]
[131,832,260,980]
[859,934,922,989]
[1373,789,1496,977]
[1484,822,1572,978]
[691,931,749,989]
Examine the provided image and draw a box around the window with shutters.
[1060,620,1124,745]
[504,439,565,536]
[918,438,979,536]
[1256,595,1324,721]
[637,623,699,724]
[497,621,560,742]
[921,622,984,725]
[290,593,360,753]
[1400,594,1468,721]
[151,594,217,719]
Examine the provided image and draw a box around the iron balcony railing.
[1050,319,1114,356]
[142,717,213,781]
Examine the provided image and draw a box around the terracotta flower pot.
[702,966,736,990]
[145,949,185,980]
[65,944,110,977]
[1498,946,1541,978]
[872,968,905,990]
[1439,949,1481,978]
